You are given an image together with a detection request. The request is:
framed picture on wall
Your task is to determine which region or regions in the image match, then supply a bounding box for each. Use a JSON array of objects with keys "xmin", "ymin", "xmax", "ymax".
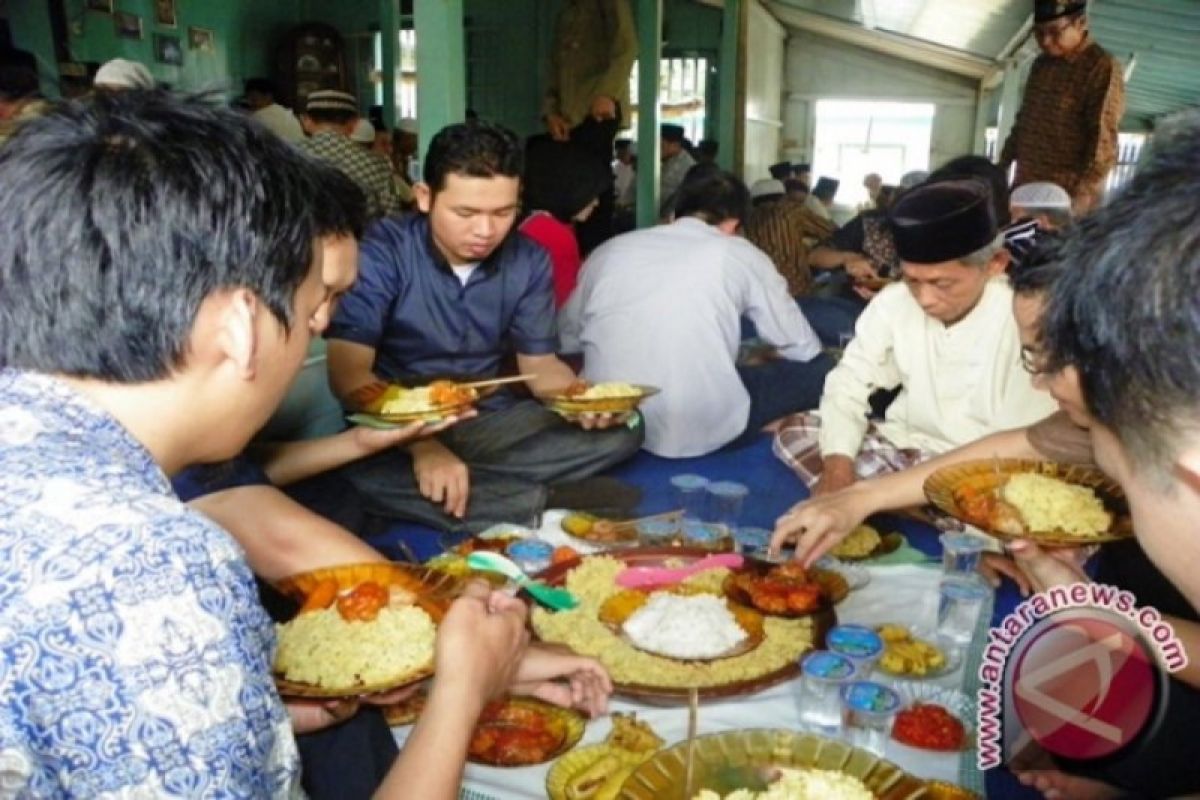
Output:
[
  {"xmin": 153, "ymin": 0, "xmax": 177, "ymax": 28},
  {"xmin": 154, "ymin": 34, "xmax": 183, "ymax": 66},
  {"xmin": 188, "ymin": 27, "xmax": 215, "ymax": 53},
  {"xmin": 85, "ymin": 0, "xmax": 114, "ymax": 12},
  {"xmin": 114, "ymin": 13, "xmax": 143, "ymax": 41}
]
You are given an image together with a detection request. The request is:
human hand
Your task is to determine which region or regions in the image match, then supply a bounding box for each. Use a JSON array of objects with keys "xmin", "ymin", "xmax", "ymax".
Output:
[
  {"xmin": 769, "ymin": 483, "xmax": 874, "ymax": 566},
  {"xmin": 412, "ymin": 439, "xmax": 470, "ymax": 518},
  {"xmin": 431, "ymin": 581, "xmax": 530, "ymax": 712},
  {"xmin": 811, "ymin": 455, "xmax": 857, "ymax": 497},
  {"xmin": 589, "ymin": 95, "xmax": 617, "ymax": 121},
  {"xmin": 350, "ymin": 409, "xmax": 477, "ymax": 455},
  {"xmin": 510, "ymin": 645, "xmax": 613, "ymax": 718},
  {"xmin": 546, "ymin": 113, "xmax": 572, "ymax": 142},
  {"xmin": 844, "ymin": 257, "xmax": 879, "ymax": 283},
  {"xmin": 567, "ymin": 411, "xmax": 634, "ymax": 431},
  {"xmin": 851, "ymin": 285, "xmax": 879, "ymax": 302},
  {"xmin": 1007, "ymin": 540, "xmax": 1091, "ymax": 594},
  {"xmin": 347, "ymin": 380, "xmax": 391, "ymax": 412},
  {"xmin": 286, "ymin": 697, "xmax": 360, "ymax": 735},
  {"xmin": 360, "ymin": 682, "xmax": 425, "ymax": 708},
  {"xmin": 979, "ymin": 552, "xmax": 1032, "ymax": 596}
]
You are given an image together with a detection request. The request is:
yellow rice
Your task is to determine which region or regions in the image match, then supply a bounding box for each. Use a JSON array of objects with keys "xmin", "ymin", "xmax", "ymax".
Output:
[{"xmin": 1002, "ymin": 473, "xmax": 1112, "ymax": 537}]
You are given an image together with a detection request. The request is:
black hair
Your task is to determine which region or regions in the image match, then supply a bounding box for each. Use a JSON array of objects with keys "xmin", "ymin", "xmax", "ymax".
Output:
[
  {"xmin": 0, "ymin": 89, "xmax": 327, "ymax": 383},
  {"xmin": 1042, "ymin": 110, "xmax": 1200, "ymax": 471},
  {"xmin": 523, "ymin": 137, "xmax": 610, "ymax": 223},
  {"xmin": 0, "ymin": 65, "xmax": 38, "ymax": 102},
  {"xmin": 928, "ymin": 155, "xmax": 1011, "ymax": 226},
  {"xmin": 243, "ymin": 77, "xmax": 278, "ymax": 98},
  {"xmin": 674, "ymin": 169, "xmax": 750, "ymax": 224},
  {"xmin": 784, "ymin": 178, "xmax": 808, "ymax": 194},
  {"xmin": 697, "ymin": 139, "xmax": 719, "ymax": 159},
  {"xmin": 614, "ymin": 138, "xmax": 632, "ymax": 154},
  {"xmin": 1008, "ymin": 232, "xmax": 1064, "ymax": 295},
  {"xmin": 313, "ymin": 166, "xmax": 369, "ymax": 240},
  {"xmin": 423, "ymin": 119, "xmax": 522, "ymax": 193},
  {"xmin": 305, "ymin": 107, "xmax": 357, "ymax": 126}
]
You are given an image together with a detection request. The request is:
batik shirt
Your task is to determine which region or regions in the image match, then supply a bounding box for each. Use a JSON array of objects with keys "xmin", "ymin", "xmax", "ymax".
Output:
[{"xmin": 0, "ymin": 370, "xmax": 301, "ymax": 798}]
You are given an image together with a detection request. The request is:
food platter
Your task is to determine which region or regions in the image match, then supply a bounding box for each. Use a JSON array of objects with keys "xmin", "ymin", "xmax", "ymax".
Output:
[
  {"xmin": 722, "ymin": 560, "xmax": 849, "ymax": 618},
  {"xmin": 616, "ymin": 729, "xmax": 930, "ymax": 800},
  {"xmin": 561, "ymin": 511, "xmax": 642, "ymax": 549},
  {"xmin": 875, "ymin": 624, "xmax": 958, "ymax": 680},
  {"xmin": 534, "ymin": 548, "xmax": 834, "ymax": 702},
  {"xmin": 352, "ymin": 381, "xmax": 480, "ymax": 425},
  {"xmin": 924, "ymin": 459, "xmax": 1134, "ymax": 545},
  {"xmin": 272, "ymin": 562, "xmax": 462, "ymax": 698},
  {"xmin": 546, "ymin": 713, "xmax": 664, "ymax": 800},
  {"xmin": 599, "ymin": 589, "xmax": 767, "ymax": 662},
  {"xmin": 832, "ymin": 525, "xmax": 907, "ymax": 561},
  {"xmin": 467, "ymin": 697, "xmax": 586, "ymax": 767},
  {"xmin": 890, "ymin": 682, "xmax": 975, "ymax": 753},
  {"xmin": 546, "ymin": 383, "xmax": 660, "ymax": 416}
]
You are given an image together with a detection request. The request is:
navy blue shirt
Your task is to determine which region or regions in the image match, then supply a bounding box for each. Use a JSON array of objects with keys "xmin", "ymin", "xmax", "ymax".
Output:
[{"xmin": 326, "ymin": 214, "xmax": 558, "ymax": 403}]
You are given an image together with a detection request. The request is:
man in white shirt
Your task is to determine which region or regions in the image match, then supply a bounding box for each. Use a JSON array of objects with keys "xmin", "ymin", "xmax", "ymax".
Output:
[
  {"xmin": 776, "ymin": 178, "xmax": 1058, "ymax": 494},
  {"xmin": 244, "ymin": 78, "xmax": 304, "ymax": 144},
  {"xmin": 560, "ymin": 170, "xmax": 831, "ymax": 458}
]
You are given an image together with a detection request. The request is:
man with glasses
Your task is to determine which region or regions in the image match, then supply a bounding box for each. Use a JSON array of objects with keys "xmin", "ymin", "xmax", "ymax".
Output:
[{"xmin": 999, "ymin": 0, "xmax": 1125, "ymax": 215}]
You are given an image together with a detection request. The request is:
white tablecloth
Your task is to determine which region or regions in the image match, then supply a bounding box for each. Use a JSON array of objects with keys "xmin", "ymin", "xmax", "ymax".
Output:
[{"xmin": 394, "ymin": 563, "xmax": 991, "ymax": 798}]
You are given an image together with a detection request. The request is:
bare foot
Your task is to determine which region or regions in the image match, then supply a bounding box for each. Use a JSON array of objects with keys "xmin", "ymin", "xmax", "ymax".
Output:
[{"xmin": 1013, "ymin": 769, "xmax": 1123, "ymax": 800}]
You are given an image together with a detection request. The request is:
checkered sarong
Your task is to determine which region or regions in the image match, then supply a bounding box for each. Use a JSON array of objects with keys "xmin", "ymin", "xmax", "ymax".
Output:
[{"xmin": 772, "ymin": 411, "xmax": 933, "ymax": 487}]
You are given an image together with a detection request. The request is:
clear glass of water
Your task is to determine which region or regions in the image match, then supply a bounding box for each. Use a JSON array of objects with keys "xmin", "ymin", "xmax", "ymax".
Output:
[
  {"xmin": 797, "ymin": 651, "xmax": 854, "ymax": 736},
  {"xmin": 841, "ymin": 681, "xmax": 901, "ymax": 756},
  {"xmin": 669, "ymin": 474, "xmax": 710, "ymax": 522},
  {"xmin": 937, "ymin": 575, "xmax": 990, "ymax": 649},
  {"xmin": 940, "ymin": 531, "xmax": 986, "ymax": 576},
  {"xmin": 706, "ymin": 481, "xmax": 749, "ymax": 531}
]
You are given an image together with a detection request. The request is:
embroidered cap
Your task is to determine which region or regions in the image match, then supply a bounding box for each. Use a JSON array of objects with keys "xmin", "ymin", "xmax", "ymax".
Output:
[
  {"xmin": 305, "ymin": 90, "xmax": 359, "ymax": 115},
  {"xmin": 750, "ymin": 178, "xmax": 786, "ymax": 200}
]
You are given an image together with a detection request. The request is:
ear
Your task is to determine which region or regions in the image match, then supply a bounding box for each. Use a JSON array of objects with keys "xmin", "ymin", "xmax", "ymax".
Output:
[
  {"xmin": 986, "ymin": 246, "xmax": 1012, "ymax": 277},
  {"xmin": 214, "ymin": 289, "xmax": 260, "ymax": 381},
  {"xmin": 340, "ymin": 117, "xmax": 360, "ymax": 137},
  {"xmin": 1176, "ymin": 446, "xmax": 1200, "ymax": 496},
  {"xmin": 414, "ymin": 182, "xmax": 433, "ymax": 214},
  {"xmin": 300, "ymin": 115, "xmax": 315, "ymax": 135}
]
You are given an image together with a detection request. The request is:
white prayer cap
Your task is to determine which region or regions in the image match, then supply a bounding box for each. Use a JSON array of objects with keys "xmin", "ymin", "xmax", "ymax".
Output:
[
  {"xmin": 94, "ymin": 59, "xmax": 155, "ymax": 90},
  {"xmin": 350, "ymin": 118, "xmax": 376, "ymax": 143},
  {"xmin": 750, "ymin": 178, "xmax": 786, "ymax": 200},
  {"xmin": 397, "ymin": 117, "xmax": 419, "ymax": 134},
  {"xmin": 1011, "ymin": 181, "xmax": 1072, "ymax": 209}
]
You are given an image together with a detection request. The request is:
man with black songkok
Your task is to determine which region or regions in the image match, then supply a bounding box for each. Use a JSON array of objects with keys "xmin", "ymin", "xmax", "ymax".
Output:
[
  {"xmin": 659, "ymin": 123, "xmax": 696, "ymax": 217},
  {"xmin": 774, "ymin": 179, "xmax": 1057, "ymax": 495},
  {"xmin": 999, "ymin": 0, "xmax": 1124, "ymax": 215}
]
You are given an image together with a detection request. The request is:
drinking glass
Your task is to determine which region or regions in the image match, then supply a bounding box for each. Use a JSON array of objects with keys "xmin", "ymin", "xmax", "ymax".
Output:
[
  {"xmin": 841, "ymin": 681, "xmax": 901, "ymax": 756},
  {"xmin": 797, "ymin": 651, "xmax": 854, "ymax": 736},
  {"xmin": 669, "ymin": 474, "xmax": 710, "ymax": 522},
  {"xmin": 706, "ymin": 481, "xmax": 749, "ymax": 530},
  {"xmin": 940, "ymin": 531, "xmax": 986, "ymax": 577},
  {"xmin": 733, "ymin": 526, "xmax": 772, "ymax": 557},
  {"xmin": 937, "ymin": 574, "xmax": 990, "ymax": 649}
]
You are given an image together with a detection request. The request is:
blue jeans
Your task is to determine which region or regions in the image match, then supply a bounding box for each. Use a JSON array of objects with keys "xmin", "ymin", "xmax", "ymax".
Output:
[
  {"xmin": 796, "ymin": 296, "xmax": 863, "ymax": 348},
  {"xmin": 725, "ymin": 353, "xmax": 833, "ymax": 449}
]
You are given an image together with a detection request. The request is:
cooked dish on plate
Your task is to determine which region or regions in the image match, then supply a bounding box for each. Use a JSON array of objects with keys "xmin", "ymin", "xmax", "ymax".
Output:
[
  {"xmin": 377, "ymin": 380, "xmax": 478, "ymax": 414},
  {"xmin": 468, "ymin": 697, "xmax": 585, "ymax": 767},
  {"xmin": 876, "ymin": 624, "xmax": 948, "ymax": 678},
  {"xmin": 892, "ymin": 702, "xmax": 967, "ymax": 752},
  {"xmin": 600, "ymin": 589, "xmax": 764, "ymax": 661},
  {"xmin": 723, "ymin": 561, "xmax": 847, "ymax": 617},
  {"xmin": 545, "ymin": 713, "xmax": 662, "ymax": 800},
  {"xmin": 693, "ymin": 767, "xmax": 873, "ymax": 800},
  {"xmin": 547, "ymin": 382, "xmax": 660, "ymax": 416},
  {"xmin": 562, "ymin": 512, "xmax": 640, "ymax": 545}
]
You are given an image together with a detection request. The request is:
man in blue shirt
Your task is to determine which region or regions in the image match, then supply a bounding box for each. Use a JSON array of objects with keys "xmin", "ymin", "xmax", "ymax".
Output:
[{"xmin": 327, "ymin": 120, "xmax": 643, "ymax": 531}]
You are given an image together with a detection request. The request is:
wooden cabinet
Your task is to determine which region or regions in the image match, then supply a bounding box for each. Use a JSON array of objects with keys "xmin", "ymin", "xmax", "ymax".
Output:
[{"xmin": 277, "ymin": 22, "xmax": 348, "ymax": 113}]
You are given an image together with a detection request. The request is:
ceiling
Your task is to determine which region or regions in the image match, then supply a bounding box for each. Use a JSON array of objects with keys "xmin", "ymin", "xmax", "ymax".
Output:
[{"xmin": 762, "ymin": 0, "xmax": 1200, "ymax": 127}]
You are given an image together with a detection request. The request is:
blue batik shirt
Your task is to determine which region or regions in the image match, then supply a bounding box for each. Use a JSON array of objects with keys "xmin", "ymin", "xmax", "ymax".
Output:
[{"xmin": 0, "ymin": 370, "xmax": 301, "ymax": 798}]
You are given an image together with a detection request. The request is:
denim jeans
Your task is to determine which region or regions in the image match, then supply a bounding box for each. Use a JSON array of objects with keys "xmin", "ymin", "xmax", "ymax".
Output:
[
  {"xmin": 796, "ymin": 295, "xmax": 864, "ymax": 348},
  {"xmin": 340, "ymin": 400, "xmax": 644, "ymax": 532},
  {"xmin": 725, "ymin": 353, "xmax": 834, "ymax": 448}
]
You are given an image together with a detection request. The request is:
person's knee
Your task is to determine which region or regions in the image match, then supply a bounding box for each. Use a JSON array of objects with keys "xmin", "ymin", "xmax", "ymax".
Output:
[{"xmin": 598, "ymin": 417, "xmax": 645, "ymax": 461}]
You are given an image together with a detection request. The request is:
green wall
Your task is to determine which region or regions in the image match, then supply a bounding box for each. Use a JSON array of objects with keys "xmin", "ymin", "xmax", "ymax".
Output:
[{"xmin": 6, "ymin": 0, "xmax": 58, "ymax": 96}]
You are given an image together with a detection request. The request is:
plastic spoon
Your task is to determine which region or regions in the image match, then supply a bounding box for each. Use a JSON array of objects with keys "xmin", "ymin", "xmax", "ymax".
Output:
[
  {"xmin": 616, "ymin": 553, "xmax": 745, "ymax": 590},
  {"xmin": 465, "ymin": 551, "xmax": 580, "ymax": 611}
]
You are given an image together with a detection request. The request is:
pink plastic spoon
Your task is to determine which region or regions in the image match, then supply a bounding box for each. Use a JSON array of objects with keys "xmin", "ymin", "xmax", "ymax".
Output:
[{"xmin": 616, "ymin": 553, "xmax": 745, "ymax": 590}]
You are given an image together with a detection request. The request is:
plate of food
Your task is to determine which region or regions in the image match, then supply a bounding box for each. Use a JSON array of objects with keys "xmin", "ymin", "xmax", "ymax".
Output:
[
  {"xmin": 723, "ymin": 561, "xmax": 849, "ymax": 618},
  {"xmin": 924, "ymin": 459, "xmax": 1133, "ymax": 545},
  {"xmin": 272, "ymin": 563, "xmax": 462, "ymax": 698},
  {"xmin": 598, "ymin": 587, "xmax": 766, "ymax": 662},
  {"xmin": 352, "ymin": 380, "xmax": 480, "ymax": 425},
  {"xmin": 875, "ymin": 624, "xmax": 958, "ymax": 680},
  {"xmin": 617, "ymin": 729, "xmax": 928, "ymax": 800},
  {"xmin": 829, "ymin": 524, "xmax": 906, "ymax": 561},
  {"xmin": 546, "ymin": 713, "xmax": 663, "ymax": 800},
  {"xmin": 545, "ymin": 382, "xmax": 660, "ymax": 417},
  {"xmin": 467, "ymin": 697, "xmax": 585, "ymax": 767},
  {"xmin": 532, "ymin": 549, "xmax": 833, "ymax": 701},
  {"xmin": 890, "ymin": 682, "xmax": 974, "ymax": 753},
  {"xmin": 561, "ymin": 511, "xmax": 642, "ymax": 549}
]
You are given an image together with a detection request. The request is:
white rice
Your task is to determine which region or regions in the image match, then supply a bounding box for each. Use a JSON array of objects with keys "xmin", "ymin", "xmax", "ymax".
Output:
[
  {"xmin": 579, "ymin": 382, "xmax": 639, "ymax": 399},
  {"xmin": 380, "ymin": 387, "xmax": 436, "ymax": 414},
  {"xmin": 622, "ymin": 593, "xmax": 747, "ymax": 660},
  {"xmin": 695, "ymin": 767, "xmax": 873, "ymax": 800}
]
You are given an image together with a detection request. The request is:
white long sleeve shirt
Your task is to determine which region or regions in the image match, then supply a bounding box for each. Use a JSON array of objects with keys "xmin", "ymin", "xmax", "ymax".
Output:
[
  {"xmin": 818, "ymin": 278, "xmax": 1058, "ymax": 458},
  {"xmin": 560, "ymin": 217, "xmax": 822, "ymax": 457}
]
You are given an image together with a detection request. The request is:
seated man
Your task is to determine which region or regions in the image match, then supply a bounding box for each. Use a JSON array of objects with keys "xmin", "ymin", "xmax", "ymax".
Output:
[
  {"xmin": 1005, "ymin": 181, "xmax": 1073, "ymax": 269},
  {"xmin": 0, "ymin": 90, "xmax": 536, "ymax": 797},
  {"xmin": 560, "ymin": 170, "xmax": 832, "ymax": 458},
  {"xmin": 326, "ymin": 120, "xmax": 643, "ymax": 532},
  {"xmin": 776, "ymin": 178, "xmax": 1057, "ymax": 496}
]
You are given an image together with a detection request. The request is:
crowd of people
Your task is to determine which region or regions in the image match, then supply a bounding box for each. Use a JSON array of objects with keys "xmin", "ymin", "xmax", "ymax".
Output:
[{"xmin": 2, "ymin": 0, "xmax": 1195, "ymax": 797}]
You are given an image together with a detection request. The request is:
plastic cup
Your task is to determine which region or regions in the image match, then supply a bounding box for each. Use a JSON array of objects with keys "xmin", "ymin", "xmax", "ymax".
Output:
[
  {"xmin": 937, "ymin": 575, "xmax": 990, "ymax": 649},
  {"xmin": 797, "ymin": 651, "xmax": 855, "ymax": 735},
  {"xmin": 670, "ymin": 474, "xmax": 710, "ymax": 522},
  {"xmin": 940, "ymin": 531, "xmax": 986, "ymax": 576},
  {"xmin": 505, "ymin": 539, "xmax": 554, "ymax": 575},
  {"xmin": 733, "ymin": 526, "xmax": 772, "ymax": 556},
  {"xmin": 841, "ymin": 680, "xmax": 901, "ymax": 756},
  {"xmin": 826, "ymin": 624, "xmax": 884, "ymax": 678},
  {"xmin": 706, "ymin": 481, "xmax": 749, "ymax": 529},
  {"xmin": 637, "ymin": 518, "xmax": 681, "ymax": 546},
  {"xmin": 681, "ymin": 520, "xmax": 725, "ymax": 549}
]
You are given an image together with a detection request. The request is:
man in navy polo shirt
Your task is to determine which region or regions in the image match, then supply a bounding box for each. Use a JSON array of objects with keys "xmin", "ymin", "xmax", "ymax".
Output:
[{"xmin": 326, "ymin": 120, "xmax": 643, "ymax": 531}]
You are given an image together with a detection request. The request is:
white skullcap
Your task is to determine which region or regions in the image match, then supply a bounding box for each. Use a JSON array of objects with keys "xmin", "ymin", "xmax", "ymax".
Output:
[
  {"xmin": 750, "ymin": 178, "xmax": 786, "ymax": 199},
  {"xmin": 350, "ymin": 118, "xmax": 376, "ymax": 143},
  {"xmin": 1012, "ymin": 181, "xmax": 1072, "ymax": 209},
  {"xmin": 899, "ymin": 170, "xmax": 929, "ymax": 190},
  {"xmin": 94, "ymin": 59, "xmax": 155, "ymax": 90},
  {"xmin": 396, "ymin": 117, "xmax": 419, "ymax": 134}
]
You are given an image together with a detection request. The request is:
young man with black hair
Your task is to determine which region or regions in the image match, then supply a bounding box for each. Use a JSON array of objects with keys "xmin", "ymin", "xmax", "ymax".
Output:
[
  {"xmin": 0, "ymin": 89, "xmax": 569, "ymax": 799},
  {"xmin": 244, "ymin": 76, "xmax": 304, "ymax": 143},
  {"xmin": 301, "ymin": 89, "xmax": 400, "ymax": 219},
  {"xmin": 326, "ymin": 119, "xmax": 643, "ymax": 531},
  {"xmin": 560, "ymin": 170, "xmax": 831, "ymax": 457},
  {"xmin": 659, "ymin": 122, "xmax": 696, "ymax": 216}
]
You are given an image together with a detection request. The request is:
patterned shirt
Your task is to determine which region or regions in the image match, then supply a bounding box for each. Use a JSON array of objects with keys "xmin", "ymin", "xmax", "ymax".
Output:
[
  {"xmin": 301, "ymin": 130, "xmax": 401, "ymax": 220},
  {"xmin": 743, "ymin": 198, "xmax": 837, "ymax": 295},
  {"xmin": 999, "ymin": 38, "xmax": 1125, "ymax": 199},
  {"xmin": 0, "ymin": 370, "xmax": 301, "ymax": 798}
]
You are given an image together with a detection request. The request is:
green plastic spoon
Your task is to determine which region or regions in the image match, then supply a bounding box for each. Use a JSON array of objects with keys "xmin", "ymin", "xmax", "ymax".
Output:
[{"xmin": 465, "ymin": 551, "xmax": 580, "ymax": 611}]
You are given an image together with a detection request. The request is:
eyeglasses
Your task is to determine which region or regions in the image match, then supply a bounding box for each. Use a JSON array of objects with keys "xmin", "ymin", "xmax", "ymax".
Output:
[{"xmin": 1020, "ymin": 344, "xmax": 1048, "ymax": 376}]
